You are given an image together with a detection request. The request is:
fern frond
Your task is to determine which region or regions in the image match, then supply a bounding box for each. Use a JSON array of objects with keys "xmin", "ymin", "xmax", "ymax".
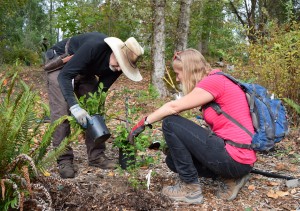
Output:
[
  {"xmin": 32, "ymin": 115, "xmax": 70, "ymax": 164},
  {"xmin": 31, "ymin": 183, "xmax": 52, "ymax": 208},
  {"xmin": 4, "ymin": 73, "xmax": 16, "ymax": 103},
  {"xmin": 38, "ymin": 127, "xmax": 82, "ymax": 170},
  {"xmin": 1, "ymin": 179, "xmax": 21, "ymax": 209},
  {"xmin": 5, "ymin": 154, "xmax": 37, "ymax": 176},
  {"xmin": 0, "ymin": 87, "xmax": 25, "ymax": 157},
  {"xmin": 6, "ymin": 88, "xmax": 37, "ymax": 158},
  {"xmin": 283, "ymin": 98, "xmax": 300, "ymax": 114},
  {"xmin": 21, "ymin": 166, "xmax": 32, "ymax": 195}
]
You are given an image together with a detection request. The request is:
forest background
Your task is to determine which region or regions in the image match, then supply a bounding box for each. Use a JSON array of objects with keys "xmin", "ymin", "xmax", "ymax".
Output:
[{"xmin": 1, "ymin": 0, "xmax": 300, "ymax": 125}]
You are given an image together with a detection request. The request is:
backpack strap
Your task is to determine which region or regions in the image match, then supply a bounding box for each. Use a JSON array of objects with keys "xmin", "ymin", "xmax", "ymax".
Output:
[
  {"xmin": 225, "ymin": 140, "xmax": 252, "ymax": 150},
  {"xmin": 203, "ymin": 102, "xmax": 253, "ymax": 149}
]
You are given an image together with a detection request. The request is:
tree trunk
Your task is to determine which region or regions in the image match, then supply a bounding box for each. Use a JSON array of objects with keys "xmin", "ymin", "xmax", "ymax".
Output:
[
  {"xmin": 175, "ymin": 0, "xmax": 193, "ymax": 52},
  {"xmin": 152, "ymin": 0, "xmax": 168, "ymax": 97},
  {"xmin": 50, "ymin": 0, "xmax": 53, "ymax": 45}
]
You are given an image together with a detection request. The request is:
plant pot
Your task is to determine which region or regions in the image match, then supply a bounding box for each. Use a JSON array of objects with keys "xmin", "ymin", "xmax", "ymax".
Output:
[
  {"xmin": 86, "ymin": 114, "xmax": 111, "ymax": 144},
  {"xmin": 148, "ymin": 141, "xmax": 161, "ymax": 150},
  {"xmin": 119, "ymin": 148, "xmax": 136, "ymax": 170}
]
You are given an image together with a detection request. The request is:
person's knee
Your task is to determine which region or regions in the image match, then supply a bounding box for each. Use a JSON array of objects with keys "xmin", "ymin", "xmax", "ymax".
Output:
[{"xmin": 162, "ymin": 115, "xmax": 180, "ymax": 130}]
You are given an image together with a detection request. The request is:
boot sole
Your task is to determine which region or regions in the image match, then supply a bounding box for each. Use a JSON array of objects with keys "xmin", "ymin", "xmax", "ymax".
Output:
[
  {"xmin": 227, "ymin": 174, "xmax": 250, "ymax": 201},
  {"xmin": 169, "ymin": 191, "xmax": 204, "ymax": 204},
  {"xmin": 88, "ymin": 163, "xmax": 116, "ymax": 169}
]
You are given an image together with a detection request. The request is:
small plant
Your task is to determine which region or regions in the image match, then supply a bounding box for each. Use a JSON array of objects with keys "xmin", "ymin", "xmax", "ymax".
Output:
[
  {"xmin": 113, "ymin": 122, "xmax": 152, "ymax": 170},
  {"xmin": 112, "ymin": 98, "xmax": 160, "ymax": 189},
  {"xmin": 138, "ymin": 83, "xmax": 160, "ymax": 101},
  {"xmin": 78, "ymin": 82, "xmax": 107, "ymax": 116}
]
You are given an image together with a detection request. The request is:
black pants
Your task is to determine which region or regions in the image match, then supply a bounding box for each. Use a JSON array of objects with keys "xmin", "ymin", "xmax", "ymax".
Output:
[
  {"xmin": 47, "ymin": 70, "xmax": 105, "ymax": 163},
  {"xmin": 163, "ymin": 115, "xmax": 252, "ymax": 183}
]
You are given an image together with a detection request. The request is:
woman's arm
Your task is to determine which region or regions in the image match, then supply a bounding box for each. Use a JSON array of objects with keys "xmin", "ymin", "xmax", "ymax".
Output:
[{"xmin": 146, "ymin": 87, "xmax": 214, "ymax": 124}]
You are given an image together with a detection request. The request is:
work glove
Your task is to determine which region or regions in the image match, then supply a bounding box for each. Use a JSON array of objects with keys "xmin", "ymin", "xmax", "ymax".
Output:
[
  {"xmin": 69, "ymin": 104, "xmax": 92, "ymax": 128},
  {"xmin": 128, "ymin": 117, "xmax": 152, "ymax": 144}
]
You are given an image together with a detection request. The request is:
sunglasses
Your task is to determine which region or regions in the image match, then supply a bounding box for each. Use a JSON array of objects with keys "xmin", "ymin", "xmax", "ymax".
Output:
[{"xmin": 172, "ymin": 51, "xmax": 182, "ymax": 61}]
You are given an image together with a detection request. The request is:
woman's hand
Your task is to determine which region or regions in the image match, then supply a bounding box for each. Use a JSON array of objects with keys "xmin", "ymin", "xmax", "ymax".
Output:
[{"xmin": 128, "ymin": 117, "xmax": 152, "ymax": 144}]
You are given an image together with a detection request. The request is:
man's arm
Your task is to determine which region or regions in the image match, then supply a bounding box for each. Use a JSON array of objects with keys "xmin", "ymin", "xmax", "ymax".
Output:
[{"xmin": 57, "ymin": 42, "xmax": 102, "ymax": 107}]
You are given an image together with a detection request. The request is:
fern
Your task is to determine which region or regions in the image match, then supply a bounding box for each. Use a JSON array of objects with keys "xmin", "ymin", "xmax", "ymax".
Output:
[
  {"xmin": 0, "ymin": 71, "xmax": 82, "ymax": 210},
  {"xmin": 38, "ymin": 126, "xmax": 82, "ymax": 170},
  {"xmin": 32, "ymin": 115, "xmax": 83, "ymax": 168},
  {"xmin": 0, "ymin": 76, "xmax": 40, "ymax": 170},
  {"xmin": 283, "ymin": 98, "xmax": 300, "ymax": 114}
]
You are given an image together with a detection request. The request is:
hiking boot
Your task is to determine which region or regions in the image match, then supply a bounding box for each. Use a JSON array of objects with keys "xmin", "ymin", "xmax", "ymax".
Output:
[
  {"xmin": 58, "ymin": 160, "xmax": 75, "ymax": 179},
  {"xmin": 89, "ymin": 153, "xmax": 116, "ymax": 169},
  {"xmin": 217, "ymin": 174, "xmax": 250, "ymax": 201},
  {"xmin": 162, "ymin": 180, "xmax": 203, "ymax": 204}
]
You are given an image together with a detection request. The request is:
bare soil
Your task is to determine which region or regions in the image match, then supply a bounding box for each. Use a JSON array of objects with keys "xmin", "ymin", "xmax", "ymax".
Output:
[{"xmin": 21, "ymin": 67, "xmax": 300, "ymax": 211}]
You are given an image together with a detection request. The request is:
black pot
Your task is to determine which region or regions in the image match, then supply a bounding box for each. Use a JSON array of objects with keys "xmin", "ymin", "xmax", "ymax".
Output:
[
  {"xmin": 86, "ymin": 114, "xmax": 111, "ymax": 144},
  {"xmin": 119, "ymin": 148, "xmax": 136, "ymax": 170}
]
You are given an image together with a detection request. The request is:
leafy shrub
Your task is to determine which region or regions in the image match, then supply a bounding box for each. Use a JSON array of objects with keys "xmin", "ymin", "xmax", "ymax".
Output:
[
  {"xmin": 229, "ymin": 21, "xmax": 300, "ymax": 125},
  {"xmin": 78, "ymin": 82, "xmax": 107, "ymax": 116},
  {"xmin": 2, "ymin": 45, "xmax": 40, "ymax": 66},
  {"xmin": 112, "ymin": 98, "xmax": 159, "ymax": 189}
]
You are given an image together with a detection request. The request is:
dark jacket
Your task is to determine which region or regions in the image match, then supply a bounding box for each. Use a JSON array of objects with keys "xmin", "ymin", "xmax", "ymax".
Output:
[{"xmin": 52, "ymin": 32, "xmax": 121, "ymax": 107}]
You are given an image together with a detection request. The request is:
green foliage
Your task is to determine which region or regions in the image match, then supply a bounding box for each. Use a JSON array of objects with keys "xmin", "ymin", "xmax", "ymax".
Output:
[
  {"xmin": 137, "ymin": 83, "xmax": 160, "ymax": 101},
  {"xmin": 283, "ymin": 98, "xmax": 300, "ymax": 114},
  {"xmin": 112, "ymin": 101, "xmax": 159, "ymax": 189},
  {"xmin": 0, "ymin": 0, "xmax": 49, "ymax": 66},
  {"xmin": 2, "ymin": 45, "xmax": 40, "ymax": 65},
  {"xmin": 0, "ymin": 73, "xmax": 39, "ymax": 172},
  {"xmin": 78, "ymin": 82, "xmax": 107, "ymax": 116},
  {"xmin": 189, "ymin": 0, "xmax": 238, "ymax": 58},
  {"xmin": 0, "ymin": 71, "xmax": 81, "ymax": 210},
  {"xmin": 229, "ymin": 21, "xmax": 300, "ymax": 125}
]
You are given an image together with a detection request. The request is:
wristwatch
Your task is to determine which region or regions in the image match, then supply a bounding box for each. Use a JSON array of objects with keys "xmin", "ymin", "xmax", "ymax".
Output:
[{"xmin": 144, "ymin": 117, "xmax": 152, "ymax": 128}]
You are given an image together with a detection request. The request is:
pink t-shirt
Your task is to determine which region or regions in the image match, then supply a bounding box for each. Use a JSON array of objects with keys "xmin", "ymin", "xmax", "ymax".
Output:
[{"xmin": 197, "ymin": 69, "xmax": 256, "ymax": 165}]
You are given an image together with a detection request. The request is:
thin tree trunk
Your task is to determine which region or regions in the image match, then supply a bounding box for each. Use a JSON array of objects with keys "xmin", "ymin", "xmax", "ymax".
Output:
[
  {"xmin": 49, "ymin": 0, "xmax": 53, "ymax": 45},
  {"xmin": 152, "ymin": 0, "xmax": 168, "ymax": 97},
  {"xmin": 175, "ymin": 0, "xmax": 193, "ymax": 52}
]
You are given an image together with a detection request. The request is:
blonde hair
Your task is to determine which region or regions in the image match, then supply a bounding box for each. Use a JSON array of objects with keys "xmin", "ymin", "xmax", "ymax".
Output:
[{"xmin": 172, "ymin": 48, "xmax": 212, "ymax": 94}]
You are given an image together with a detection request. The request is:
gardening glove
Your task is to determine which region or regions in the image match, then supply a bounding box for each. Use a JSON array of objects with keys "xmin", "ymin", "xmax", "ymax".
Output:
[
  {"xmin": 128, "ymin": 117, "xmax": 152, "ymax": 144},
  {"xmin": 69, "ymin": 104, "xmax": 92, "ymax": 128}
]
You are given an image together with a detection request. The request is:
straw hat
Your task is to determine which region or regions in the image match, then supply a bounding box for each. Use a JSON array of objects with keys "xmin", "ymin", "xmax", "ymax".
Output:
[{"xmin": 104, "ymin": 37, "xmax": 144, "ymax": 81}]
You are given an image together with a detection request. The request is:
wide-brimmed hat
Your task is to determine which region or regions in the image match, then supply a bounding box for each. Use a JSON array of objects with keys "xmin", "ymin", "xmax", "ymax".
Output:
[{"xmin": 104, "ymin": 37, "xmax": 144, "ymax": 81}]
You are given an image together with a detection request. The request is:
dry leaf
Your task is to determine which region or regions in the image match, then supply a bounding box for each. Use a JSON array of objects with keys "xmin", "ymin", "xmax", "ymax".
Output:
[
  {"xmin": 267, "ymin": 189, "xmax": 289, "ymax": 199},
  {"xmin": 248, "ymin": 185, "xmax": 255, "ymax": 190},
  {"xmin": 276, "ymin": 191, "xmax": 289, "ymax": 197},
  {"xmin": 267, "ymin": 181, "xmax": 280, "ymax": 186},
  {"xmin": 108, "ymin": 171, "xmax": 114, "ymax": 177},
  {"xmin": 288, "ymin": 165, "xmax": 298, "ymax": 172},
  {"xmin": 267, "ymin": 190, "xmax": 278, "ymax": 199},
  {"xmin": 43, "ymin": 171, "xmax": 51, "ymax": 177},
  {"xmin": 275, "ymin": 163, "xmax": 286, "ymax": 171},
  {"xmin": 3, "ymin": 79, "xmax": 7, "ymax": 86},
  {"xmin": 291, "ymin": 189, "xmax": 297, "ymax": 194}
]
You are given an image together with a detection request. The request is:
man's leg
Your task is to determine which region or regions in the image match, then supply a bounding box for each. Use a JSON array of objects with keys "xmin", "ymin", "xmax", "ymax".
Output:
[
  {"xmin": 74, "ymin": 75, "xmax": 115, "ymax": 169},
  {"xmin": 47, "ymin": 70, "xmax": 75, "ymax": 178}
]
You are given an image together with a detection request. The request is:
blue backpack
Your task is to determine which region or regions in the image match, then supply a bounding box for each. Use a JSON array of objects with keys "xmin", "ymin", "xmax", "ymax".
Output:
[{"xmin": 204, "ymin": 72, "xmax": 289, "ymax": 151}]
